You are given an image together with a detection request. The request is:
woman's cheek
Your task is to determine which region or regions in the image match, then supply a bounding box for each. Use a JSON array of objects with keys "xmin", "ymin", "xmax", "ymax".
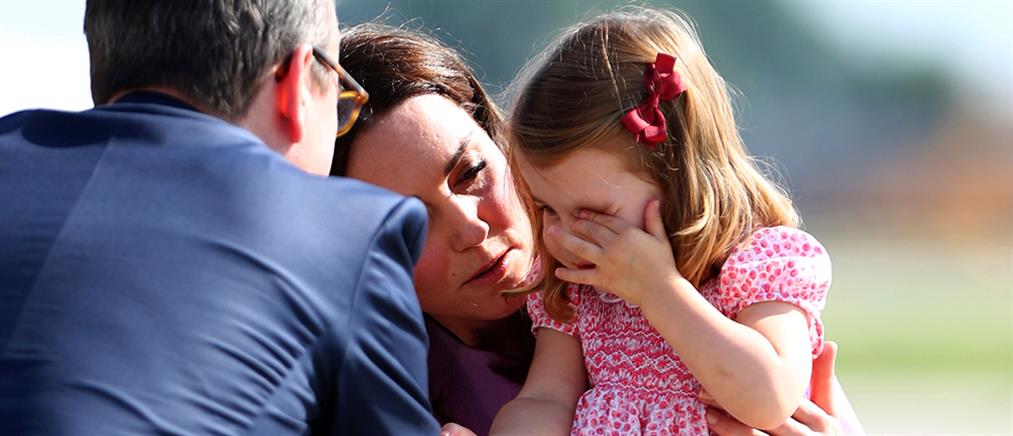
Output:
[
  {"xmin": 411, "ymin": 244, "xmax": 452, "ymax": 312},
  {"xmin": 499, "ymin": 178, "xmax": 534, "ymax": 246}
]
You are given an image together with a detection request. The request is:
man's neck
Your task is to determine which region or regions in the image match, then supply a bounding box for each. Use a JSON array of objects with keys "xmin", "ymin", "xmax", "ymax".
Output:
[{"xmin": 106, "ymin": 87, "xmax": 215, "ymax": 116}]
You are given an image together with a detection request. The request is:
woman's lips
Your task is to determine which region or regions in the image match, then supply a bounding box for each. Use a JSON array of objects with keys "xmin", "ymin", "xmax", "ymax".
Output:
[{"xmin": 465, "ymin": 249, "xmax": 512, "ymax": 287}]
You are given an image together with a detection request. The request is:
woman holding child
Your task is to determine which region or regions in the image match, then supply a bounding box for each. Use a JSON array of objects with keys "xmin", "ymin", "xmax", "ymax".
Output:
[{"xmin": 332, "ymin": 8, "xmax": 860, "ymax": 435}]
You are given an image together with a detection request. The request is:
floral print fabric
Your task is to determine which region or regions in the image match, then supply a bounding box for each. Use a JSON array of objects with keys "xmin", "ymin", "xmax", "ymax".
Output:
[{"xmin": 527, "ymin": 226, "xmax": 831, "ymax": 435}]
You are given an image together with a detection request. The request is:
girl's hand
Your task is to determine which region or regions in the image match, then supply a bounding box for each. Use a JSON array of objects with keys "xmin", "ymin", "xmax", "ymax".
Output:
[{"xmin": 550, "ymin": 200, "xmax": 686, "ymax": 306}]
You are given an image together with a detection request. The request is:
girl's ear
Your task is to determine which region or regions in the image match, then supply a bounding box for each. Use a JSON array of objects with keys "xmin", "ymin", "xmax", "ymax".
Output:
[{"xmin": 273, "ymin": 44, "xmax": 315, "ymax": 144}]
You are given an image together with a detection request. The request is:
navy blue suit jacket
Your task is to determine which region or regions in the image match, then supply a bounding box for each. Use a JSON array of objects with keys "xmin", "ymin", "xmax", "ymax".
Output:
[{"xmin": 0, "ymin": 93, "xmax": 440, "ymax": 435}]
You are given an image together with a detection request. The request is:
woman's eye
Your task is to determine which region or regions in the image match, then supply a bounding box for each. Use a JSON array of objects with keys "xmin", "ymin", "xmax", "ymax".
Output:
[
  {"xmin": 539, "ymin": 205, "xmax": 557, "ymax": 217},
  {"xmin": 454, "ymin": 160, "xmax": 487, "ymax": 189}
]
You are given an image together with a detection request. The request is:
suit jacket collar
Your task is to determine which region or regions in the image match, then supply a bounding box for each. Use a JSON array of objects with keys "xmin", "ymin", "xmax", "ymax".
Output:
[{"xmin": 115, "ymin": 91, "xmax": 199, "ymax": 112}]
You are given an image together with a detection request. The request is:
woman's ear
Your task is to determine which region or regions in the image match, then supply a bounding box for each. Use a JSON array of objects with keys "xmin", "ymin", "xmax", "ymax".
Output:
[{"xmin": 274, "ymin": 44, "xmax": 315, "ymax": 143}]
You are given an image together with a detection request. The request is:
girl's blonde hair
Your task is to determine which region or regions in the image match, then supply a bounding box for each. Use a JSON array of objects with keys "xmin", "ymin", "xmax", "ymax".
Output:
[{"xmin": 509, "ymin": 7, "xmax": 799, "ymax": 321}]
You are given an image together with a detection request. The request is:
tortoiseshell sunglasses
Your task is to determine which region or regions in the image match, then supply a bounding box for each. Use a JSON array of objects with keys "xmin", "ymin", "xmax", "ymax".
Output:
[{"xmin": 312, "ymin": 47, "xmax": 369, "ymax": 137}]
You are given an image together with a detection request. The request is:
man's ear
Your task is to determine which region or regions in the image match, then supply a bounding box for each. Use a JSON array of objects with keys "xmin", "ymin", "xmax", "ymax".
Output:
[{"xmin": 274, "ymin": 44, "xmax": 315, "ymax": 143}]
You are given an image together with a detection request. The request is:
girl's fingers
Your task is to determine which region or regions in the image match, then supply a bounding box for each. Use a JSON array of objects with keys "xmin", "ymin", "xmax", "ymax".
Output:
[
  {"xmin": 570, "ymin": 218, "xmax": 618, "ymax": 246},
  {"xmin": 548, "ymin": 225, "xmax": 603, "ymax": 263},
  {"xmin": 555, "ymin": 266, "xmax": 596, "ymax": 285},
  {"xmin": 644, "ymin": 199, "xmax": 668, "ymax": 241},
  {"xmin": 578, "ymin": 209, "xmax": 629, "ymax": 233}
]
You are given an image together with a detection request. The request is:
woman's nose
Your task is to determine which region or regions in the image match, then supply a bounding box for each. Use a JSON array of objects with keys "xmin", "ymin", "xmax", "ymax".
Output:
[{"xmin": 449, "ymin": 199, "xmax": 490, "ymax": 251}]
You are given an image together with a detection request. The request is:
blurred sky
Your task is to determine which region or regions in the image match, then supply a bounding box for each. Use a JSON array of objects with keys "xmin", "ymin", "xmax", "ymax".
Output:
[{"xmin": 0, "ymin": 0, "xmax": 1010, "ymax": 119}]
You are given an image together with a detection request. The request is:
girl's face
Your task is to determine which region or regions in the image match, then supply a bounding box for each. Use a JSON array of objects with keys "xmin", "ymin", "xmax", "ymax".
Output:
[
  {"xmin": 516, "ymin": 137, "xmax": 663, "ymax": 269},
  {"xmin": 346, "ymin": 95, "xmax": 533, "ymax": 326}
]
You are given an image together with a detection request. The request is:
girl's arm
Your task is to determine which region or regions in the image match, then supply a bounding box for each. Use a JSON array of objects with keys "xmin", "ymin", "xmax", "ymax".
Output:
[
  {"xmin": 490, "ymin": 328, "xmax": 586, "ymax": 435},
  {"xmin": 552, "ymin": 202, "xmax": 814, "ymax": 429},
  {"xmin": 703, "ymin": 341, "xmax": 865, "ymax": 435},
  {"xmin": 640, "ymin": 284, "xmax": 813, "ymax": 430}
]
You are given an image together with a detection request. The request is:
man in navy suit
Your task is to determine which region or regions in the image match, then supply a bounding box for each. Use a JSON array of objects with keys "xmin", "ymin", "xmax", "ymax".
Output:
[{"xmin": 0, "ymin": 1, "xmax": 440, "ymax": 434}]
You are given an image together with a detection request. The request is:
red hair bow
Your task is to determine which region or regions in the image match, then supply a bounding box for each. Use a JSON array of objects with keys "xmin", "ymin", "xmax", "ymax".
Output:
[{"xmin": 620, "ymin": 53, "xmax": 686, "ymax": 150}]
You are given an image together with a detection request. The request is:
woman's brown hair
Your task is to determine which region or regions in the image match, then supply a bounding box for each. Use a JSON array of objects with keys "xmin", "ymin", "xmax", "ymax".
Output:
[
  {"xmin": 331, "ymin": 23, "xmax": 508, "ymax": 175},
  {"xmin": 508, "ymin": 7, "xmax": 799, "ymax": 321},
  {"xmin": 327, "ymin": 22, "xmax": 535, "ymax": 421}
]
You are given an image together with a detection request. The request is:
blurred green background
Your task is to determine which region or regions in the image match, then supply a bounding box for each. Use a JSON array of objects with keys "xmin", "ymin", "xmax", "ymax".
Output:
[
  {"xmin": 335, "ymin": 1, "xmax": 1012, "ymax": 433},
  {"xmin": 1, "ymin": 0, "xmax": 1009, "ymax": 433}
]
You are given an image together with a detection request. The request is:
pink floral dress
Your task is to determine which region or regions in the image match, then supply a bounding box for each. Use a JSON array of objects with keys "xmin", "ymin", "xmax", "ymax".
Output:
[{"xmin": 527, "ymin": 226, "xmax": 831, "ymax": 435}]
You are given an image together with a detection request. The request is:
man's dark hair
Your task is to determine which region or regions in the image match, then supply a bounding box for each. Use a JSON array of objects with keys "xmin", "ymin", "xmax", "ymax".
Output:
[{"xmin": 84, "ymin": 0, "xmax": 336, "ymax": 120}]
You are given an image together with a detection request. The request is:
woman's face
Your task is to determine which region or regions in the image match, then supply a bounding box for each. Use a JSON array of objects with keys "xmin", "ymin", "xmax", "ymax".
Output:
[{"xmin": 345, "ymin": 94, "xmax": 533, "ymax": 325}]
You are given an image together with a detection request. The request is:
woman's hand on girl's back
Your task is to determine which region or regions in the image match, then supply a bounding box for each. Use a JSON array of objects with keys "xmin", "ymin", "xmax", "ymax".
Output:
[
  {"xmin": 700, "ymin": 341, "xmax": 851, "ymax": 435},
  {"xmin": 550, "ymin": 200, "xmax": 685, "ymax": 306},
  {"xmin": 703, "ymin": 397, "xmax": 842, "ymax": 435}
]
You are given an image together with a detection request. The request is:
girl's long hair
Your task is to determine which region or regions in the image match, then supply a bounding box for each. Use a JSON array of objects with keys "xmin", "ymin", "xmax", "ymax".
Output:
[{"xmin": 508, "ymin": 7, "xmax": 799, "ymax": 321}]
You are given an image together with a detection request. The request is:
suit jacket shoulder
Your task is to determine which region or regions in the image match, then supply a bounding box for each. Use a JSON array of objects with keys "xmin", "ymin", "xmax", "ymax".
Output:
[{"xmin": 0, "ymin": 100, "xmax": 438, "ymax": 435}]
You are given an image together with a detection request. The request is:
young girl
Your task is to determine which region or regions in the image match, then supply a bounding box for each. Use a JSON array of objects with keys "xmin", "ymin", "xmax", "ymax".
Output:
[{"xmin": 492, "ymin": 7, "xmax": 832, "ymax": 435}]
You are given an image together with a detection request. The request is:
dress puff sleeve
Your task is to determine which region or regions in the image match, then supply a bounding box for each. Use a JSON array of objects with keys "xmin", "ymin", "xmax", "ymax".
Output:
[
  {"xmin": 526, "ymin": 283, "xmax": 582, "ymax": 338},
  {"xmin": 712, "ymin": 226, "xmax": 831, "ymax": 357}
]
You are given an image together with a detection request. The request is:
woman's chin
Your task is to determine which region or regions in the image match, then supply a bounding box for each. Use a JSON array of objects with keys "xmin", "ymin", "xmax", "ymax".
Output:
[
  {"xmin": 476, "ymin": 294, "xmax": 526, "ymax": 320},
  {"xmin": 501, "ymin": 292, "xmax": 528, "ymax": 311}
]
